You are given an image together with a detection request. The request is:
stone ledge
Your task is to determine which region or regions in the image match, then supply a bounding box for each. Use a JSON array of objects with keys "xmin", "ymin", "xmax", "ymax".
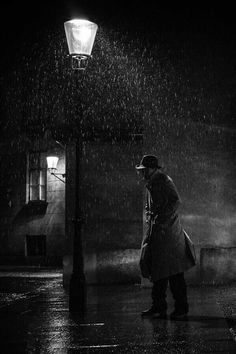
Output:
[{"xmin": 200, "ymin": 247, "xmax": 236, "ymax": 284}]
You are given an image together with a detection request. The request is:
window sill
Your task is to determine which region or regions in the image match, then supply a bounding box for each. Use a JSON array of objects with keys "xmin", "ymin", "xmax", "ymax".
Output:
[
  {"xmin": 27, "ymin": 200, "xmax": 47, "ymax": 206},
  {"xmin": 25, "ymin": 200, "xmax": 48, "ymax": 215}
]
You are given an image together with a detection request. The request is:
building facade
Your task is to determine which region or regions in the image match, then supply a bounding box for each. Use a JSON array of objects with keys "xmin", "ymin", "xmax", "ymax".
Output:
[
  {"xmin": 1, "ymin": 126, "xmax": 236, "ymax": 286},
  {"xmin": 0, "ymin": 140, "xmax": 65, "ymax": 267}
]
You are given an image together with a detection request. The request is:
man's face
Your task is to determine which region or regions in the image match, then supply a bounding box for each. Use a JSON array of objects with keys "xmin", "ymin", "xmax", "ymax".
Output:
[{"xmin": 138, "ymin": 168, "xmax": 151, "ymax": 181}]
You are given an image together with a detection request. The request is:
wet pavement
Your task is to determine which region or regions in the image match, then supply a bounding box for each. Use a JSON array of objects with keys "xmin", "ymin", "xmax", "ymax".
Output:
[{"xmin": 0, "ymin": 270, "xmax": 236, "ymax": 353}]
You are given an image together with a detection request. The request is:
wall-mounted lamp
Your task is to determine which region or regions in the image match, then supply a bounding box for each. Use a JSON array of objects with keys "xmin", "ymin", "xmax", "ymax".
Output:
[
  {"xmin": 64, "ymin": 19, "xmax": 98, "ymax": 70},
  {"xmin": 46, "ymin": 156, "xmax": 66, "ymax": 183}
]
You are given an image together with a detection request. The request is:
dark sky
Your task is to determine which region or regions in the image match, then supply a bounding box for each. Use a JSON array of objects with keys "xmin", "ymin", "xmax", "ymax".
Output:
[
  {"xmin": 1, "ymin": 1, "xmax": 236, "ymax": 133},
  {"xmin": 2, "ymin": 1, "xmax": 236, "ymax": 38},
  {"xmin": 1, "ymin": 1, "xmax": 235, "ymax": 74}
]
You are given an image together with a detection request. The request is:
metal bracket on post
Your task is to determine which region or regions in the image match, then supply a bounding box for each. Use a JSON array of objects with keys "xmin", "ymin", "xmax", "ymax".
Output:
[
  {"xmin": 50, "ymin": 172, "xmax": 66, "ymax": 183},
  {"xmin": 70, "ymin": 54, "xmax": 91, "ymax": 71}
]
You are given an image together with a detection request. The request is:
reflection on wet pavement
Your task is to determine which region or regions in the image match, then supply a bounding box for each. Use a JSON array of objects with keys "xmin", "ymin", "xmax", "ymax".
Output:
[{"xmin": 0, "ymin": 274, "xmax": 236, "ymax": 353}]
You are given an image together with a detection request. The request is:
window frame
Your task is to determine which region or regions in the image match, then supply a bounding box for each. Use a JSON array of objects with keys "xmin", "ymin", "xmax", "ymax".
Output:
[{"xmin": 27, "ymin": 152, "xmax": 47, "ymax": 203}]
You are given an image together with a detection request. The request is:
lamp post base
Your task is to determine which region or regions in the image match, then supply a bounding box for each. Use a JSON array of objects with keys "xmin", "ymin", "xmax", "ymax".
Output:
[{"xmin": 69, "ymin": 273, "xmax": 86, "ymax": 314}]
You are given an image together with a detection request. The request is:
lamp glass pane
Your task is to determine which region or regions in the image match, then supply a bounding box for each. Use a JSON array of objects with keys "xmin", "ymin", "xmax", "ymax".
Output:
[
  {"xmin": 47, "ymin": 156, "xmax": 59, "ymax": 169},
  {"xmin": 64, "ymin": 19, "xmax": 98, "ymax": 56}
]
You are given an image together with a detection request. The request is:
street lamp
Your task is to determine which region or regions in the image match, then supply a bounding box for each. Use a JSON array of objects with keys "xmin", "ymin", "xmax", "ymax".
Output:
[
  {"xmin": 64, "ymin": 19, "xmax": 98, "ymax": 70},
  {"xmin": 64, "ymin": 18, "xmax": 98, "ymax": 314}
]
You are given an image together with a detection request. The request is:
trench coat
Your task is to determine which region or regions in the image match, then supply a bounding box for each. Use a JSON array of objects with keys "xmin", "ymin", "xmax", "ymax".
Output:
[{"xmin": 142, "ymin": 170, "xmax": 195, "ymax": 281}]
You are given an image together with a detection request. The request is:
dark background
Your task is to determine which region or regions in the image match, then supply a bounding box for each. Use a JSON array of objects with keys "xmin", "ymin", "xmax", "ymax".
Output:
[
  {"xmin": 1, "ymin": 1, "xmax": 236, "ymax": 123},
  {"xmin": 1, "ymin": 1, "xmax": 236, "ymax": 93},
  {"xmin": 1, "ymin": 1, "xmax": 236, "ymax": 56}
]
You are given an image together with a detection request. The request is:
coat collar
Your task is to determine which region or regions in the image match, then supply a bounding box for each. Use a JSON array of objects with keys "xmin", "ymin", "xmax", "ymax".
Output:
[{"xmin": 146, "ymin": 169, "xmax": 163, "ymax": 189}]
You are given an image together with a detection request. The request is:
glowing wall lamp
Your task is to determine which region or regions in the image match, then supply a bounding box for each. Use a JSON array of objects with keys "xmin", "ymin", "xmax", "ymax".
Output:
[
  {"xmin": 46, "ymin": 156, "xmax": 66, "ymax": 183},
  {"xmin": 64, "ymin": 19, "xmax": 98, "ymax": 70}
]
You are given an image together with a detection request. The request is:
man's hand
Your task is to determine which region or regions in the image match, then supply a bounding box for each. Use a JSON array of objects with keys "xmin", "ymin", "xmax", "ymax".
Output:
[{"xmin": 145, "ymin": 211, "xmax": 154, "ymax": 223}]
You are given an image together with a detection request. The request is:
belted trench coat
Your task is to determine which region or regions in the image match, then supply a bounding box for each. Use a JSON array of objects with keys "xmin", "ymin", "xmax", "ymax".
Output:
[{"xmin": 142, "ymin": 170, "xmax": 195, "ymax": 281}]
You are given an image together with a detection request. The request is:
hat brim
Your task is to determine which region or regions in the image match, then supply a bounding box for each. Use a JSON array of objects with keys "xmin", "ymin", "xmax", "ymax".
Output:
[
  {"xmin": 135, "ymin": 164, "xmax": 162, "ymax": 170},
  {"xmin": 135, "ymin": 164, "xmax": 146, "ymax": 170}
]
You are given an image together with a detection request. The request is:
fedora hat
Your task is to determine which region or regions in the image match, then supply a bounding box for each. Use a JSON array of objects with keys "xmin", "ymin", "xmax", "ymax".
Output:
[{"xmin": 135, "ymin": 155, "xmax": 162, "ymax": 170}]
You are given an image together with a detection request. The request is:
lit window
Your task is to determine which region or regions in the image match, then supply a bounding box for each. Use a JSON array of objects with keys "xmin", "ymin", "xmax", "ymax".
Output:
[
  {"xmin": 28, "ymin": 153, "xmax": 47, "ymax": 202},
  {"xmin": 29, "ymin": 169, "xmax": 46, "ymax": 201}
]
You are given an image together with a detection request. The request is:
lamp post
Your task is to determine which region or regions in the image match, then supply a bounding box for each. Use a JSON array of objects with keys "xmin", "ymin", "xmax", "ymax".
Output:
[{"xmin": 64, "ymin": 19, "xmax": 98, "ymax": 314}]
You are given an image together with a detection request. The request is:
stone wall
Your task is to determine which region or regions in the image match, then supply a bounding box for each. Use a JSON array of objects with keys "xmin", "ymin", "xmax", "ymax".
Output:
[
  {"xmin": 63, "ymin": 140, "xmax": 143, "ymax": 286},
  {"xmin": 0, "ymin": 149, "xmax": 65, "ymax": 266}
]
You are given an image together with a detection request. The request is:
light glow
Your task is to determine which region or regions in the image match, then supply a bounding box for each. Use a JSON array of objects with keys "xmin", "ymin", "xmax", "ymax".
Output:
[
  {"xmin": 46, "ymin": 156, "xmax": 59, "ymax": 170},
  {"xmin": 64, "ymin": 19, "xmax": 98, "ymax": 56}
]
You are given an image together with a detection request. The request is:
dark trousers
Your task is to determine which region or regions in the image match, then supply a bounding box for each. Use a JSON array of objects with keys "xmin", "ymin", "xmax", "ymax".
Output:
[{"xmin": 152, "ymin": 272, "xmax": 189, "ymax": 313}]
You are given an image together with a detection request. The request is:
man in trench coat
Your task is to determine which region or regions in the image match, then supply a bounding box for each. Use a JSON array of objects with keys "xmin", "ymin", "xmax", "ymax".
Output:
[{"xmin": 136, "ymin": 154, "xmax": 196, "ymax": 320}]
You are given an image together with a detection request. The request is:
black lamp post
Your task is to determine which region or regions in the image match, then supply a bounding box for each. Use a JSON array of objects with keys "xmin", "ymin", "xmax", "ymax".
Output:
[{"xmin": 64, "ymin": 19, "xmax": 98, "ymax": 314}]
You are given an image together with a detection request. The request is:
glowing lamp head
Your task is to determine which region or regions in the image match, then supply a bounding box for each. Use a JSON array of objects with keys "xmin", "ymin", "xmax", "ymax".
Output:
[
  {"xmin": 64, "ymin": 19, "xmax": 98, "ymax": 57},
  {"xmin": 46, "ymin": 156, "xmax": 59, "ymax": 172}
]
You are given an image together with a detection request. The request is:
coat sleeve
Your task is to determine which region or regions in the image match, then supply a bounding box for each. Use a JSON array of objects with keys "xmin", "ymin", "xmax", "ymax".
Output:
[{"xmin": 151, "ymin": 175, "xmax": 181, "ymax": 224}]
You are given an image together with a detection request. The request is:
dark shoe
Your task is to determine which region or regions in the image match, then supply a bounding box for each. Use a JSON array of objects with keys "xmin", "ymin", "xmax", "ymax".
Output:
[
  {"xmin": 141, "ymin": 307, "xmax": 167, "ymax": 319},
  {"xmin": 170, "ymin": 310, "xmax": 188, "ymax": 320}
]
